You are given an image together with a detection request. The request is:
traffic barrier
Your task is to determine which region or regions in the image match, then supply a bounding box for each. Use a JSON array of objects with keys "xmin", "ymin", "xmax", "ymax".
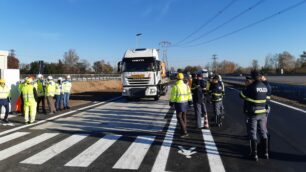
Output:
[
  {"xmin": 223, "ymin": 77, "xmax": 306, "ymax": 103},
  {"xmin": 20, "ymin": 74, "xmax": 121, "ymax": 82}
]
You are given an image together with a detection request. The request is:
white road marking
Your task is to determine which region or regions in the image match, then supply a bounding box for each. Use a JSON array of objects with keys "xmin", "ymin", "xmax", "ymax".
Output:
[
  {"xmin": 151, "ymin": 113, "xmax": 177, "ymax": 172},
  {"xmin": 0, "ymin": 133, "xmax": 58, "ymax": 161},
  {"xmin": 65, "ymin": 134, "xmax": 121, "ymax": 167},
  {"xmin": 21, "ymin": 134, "xmax": 88, "ymax": 164},
  {"xmin": 202, "ymin": 129, "xmax": 226, "ymax": 172},
  {"xmin": 228, "ymin": 87, "xmax": 306, "ymax": 114},
  {"xmin": 113, "ymin": 136, "xmax": 155, "ymax": 170},
  {"xmin": 0, "ymin": 132, "xmax": 29, "ymax": 145},
  {"xmin": 0, "ymin": 96, "xmax": 122, "ymax": 137}
]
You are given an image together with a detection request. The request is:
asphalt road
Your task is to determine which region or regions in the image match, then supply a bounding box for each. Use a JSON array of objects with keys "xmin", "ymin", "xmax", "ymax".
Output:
[{"xmin": 0, "ymin": 87, "xmax": 305, "ymax": 172}]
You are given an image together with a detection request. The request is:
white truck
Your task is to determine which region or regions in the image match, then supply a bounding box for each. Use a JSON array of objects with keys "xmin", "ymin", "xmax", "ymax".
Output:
[{"xmin": 118, "ymin": 48, "xmax": 169, "ymax": 100}]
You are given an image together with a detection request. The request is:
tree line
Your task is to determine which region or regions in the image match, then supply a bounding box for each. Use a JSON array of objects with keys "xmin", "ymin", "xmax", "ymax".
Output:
[
  {"xmin": 174, "ymin": 51, "xmax": 306, "ymax": 75},
  {"xmin": 17, "ymin": 49, "xmax": 115, "ymax": 74}
]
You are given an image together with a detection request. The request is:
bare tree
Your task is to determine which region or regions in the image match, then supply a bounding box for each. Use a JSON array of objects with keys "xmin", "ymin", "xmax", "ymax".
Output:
[
  {"xmin": 278, "ymin": 51, "xmax": 295, "ymax": 72},
  {"xmin": 63, "ymin": 49, "xmax": 80, "ymax": 73},
  {"xmin": 251, "ymin": 59, "xmax": 259, "ymax": 70}
]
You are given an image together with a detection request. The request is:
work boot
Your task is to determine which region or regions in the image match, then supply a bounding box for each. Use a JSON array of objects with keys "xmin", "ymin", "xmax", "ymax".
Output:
[
  {"xmin": 263, "ymin": 138, "xmax": 269, "ymax": 159},
  {"xmin": 250, "ymin": 140, "xmax": 258, "ymax": 161}
]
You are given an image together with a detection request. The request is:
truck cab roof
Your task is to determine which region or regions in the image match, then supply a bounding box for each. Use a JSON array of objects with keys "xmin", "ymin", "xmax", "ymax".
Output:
[{"xmin": 123, "ymin": 48, "xmax": 159, "ymax": 60}]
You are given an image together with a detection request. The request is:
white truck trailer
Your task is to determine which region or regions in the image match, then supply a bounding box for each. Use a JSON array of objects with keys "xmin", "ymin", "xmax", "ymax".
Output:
[{"xmin": 118, "ymin": 48, "xmax": 169, "ymax": 100}]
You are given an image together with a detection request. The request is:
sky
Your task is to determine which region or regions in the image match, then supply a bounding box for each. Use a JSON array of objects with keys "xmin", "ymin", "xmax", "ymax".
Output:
[{"xmin": 0, "ymin": 0, "xmax": 306, "ymax": 68}]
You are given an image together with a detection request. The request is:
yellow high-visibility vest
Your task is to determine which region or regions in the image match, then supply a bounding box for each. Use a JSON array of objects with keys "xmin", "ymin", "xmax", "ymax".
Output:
[
  {"xmin": 62, "ymin": 81, "xmax": 72, "ymax": 93},
  {"xmin": 46, "ymin": 81, "xmax": 56, "ymax": 97},
  {"xmin": 37, "ymin": 80, "xmax": 45, "ymax": 96},
  {"xmin": 55, "ymin": 83, "xmax": 62, "ymax": 95},
  {"xmin": 21, "ymin": 84, "xmax": 35, "ymax": 103},
  {"xmin": 0, "ymin": 86, "xmax": 10, "ymax": 99},
  {"xmin": 170, "ymin": 80, "xmax": 192, "ymax": 103}
]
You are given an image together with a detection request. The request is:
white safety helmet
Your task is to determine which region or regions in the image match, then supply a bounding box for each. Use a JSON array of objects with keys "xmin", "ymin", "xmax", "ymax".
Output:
[
  {"xmin": 37, "ymin": 74, "xmax": 43, "ymax": 79},
  {"xmin": 66, "ymin": 75, "xmax": 71, "ymax": 79},
  {"xmin": 47, "ymin": 76, "xmax": 53, "ymax": 80},
  {"xmin": 58, "ymin": 77, "xmax": 63, "ymax": 81}
]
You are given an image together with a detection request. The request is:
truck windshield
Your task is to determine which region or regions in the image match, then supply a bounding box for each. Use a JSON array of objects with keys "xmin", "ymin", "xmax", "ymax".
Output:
[{"xmin": 122, "ymin": 57, "xmax": 156, "ymax": 72}]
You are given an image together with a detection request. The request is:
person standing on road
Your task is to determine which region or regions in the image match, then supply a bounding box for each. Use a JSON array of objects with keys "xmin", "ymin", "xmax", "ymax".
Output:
[
  {"xmin": 46, "ymin": 76, "xmax": 56, "ymax": 114},
  {"xmin": 240, "ymin": 71, "xmax": 269, "ymax": 161},
  {"xmin": 55, "ymin": 77, "xmax": 63, "ymax": 111},
  {"xmin": 36, "ymin": 74, "xmax": 46, "ymax": 114},
  {"xmin": 21, "ymin": 78, "xmax": 38, "ymax": 124},
  {"xmin": 191, "ymin": 73, "xmax": 209, "ymax": 129},
  {"xmin": 208, "ymin": 75, "xmax": 225, "ymax": 127},
  {"xmin": 0, "ymin": 79, "xmax": 11, "ymax": 123},
  {"xmin": 170, "ymin": 73, "xmax": 192, "ymax": 138},
  {"xmin": 62, "ymin": 75, "xmax": 72, "ymax": 109}
]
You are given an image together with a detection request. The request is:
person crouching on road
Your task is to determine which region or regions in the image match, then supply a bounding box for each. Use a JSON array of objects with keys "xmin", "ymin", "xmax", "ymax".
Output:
[
  {"xmin": 55, "ymin": 77, "xmax": 63, "ymax": 111},
  {"xmin": 191, "ymin": 73, "xmax": 209, "ymax": 129},
  {"xmin": 169, "ymin": 73, "xmax": 192, "ymax": 138},
  {"xmin": 62, "ymin": 75, "xmax": 72, "ymax": 109},
  {"xmin": 0, "ymin": 79, "xmax": 11, "ymax": 123},
  {"xmin": 240, "ymin": 71, "xmax": 269, "ymax": 161},
  {"xmin": 46, "ymin": 76, "xmax": 56, "ymax": 114},
  {"xmin": 21, "ymin": 77, "xmax": 38, "ymax": 124}
]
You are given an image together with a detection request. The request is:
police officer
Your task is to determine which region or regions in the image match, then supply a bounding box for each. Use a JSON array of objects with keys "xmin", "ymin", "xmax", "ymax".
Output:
[
  {"xmin": 170, "ymin": 73, "xmax": 192, "ymax": 138},
  {"xmin": 21, "ymin": 77, "xmax": 38, "ymax": 124},
  {"xmin": 208, "ymin": 75, "xmax": 225, "ymax": 127},
  {"xmin": 240, "ymin": 71, "xmax": 269, "ymax": 161},
  {"xmin": 191, "ymin": 73, "xmax": 209, "ymax": 129},
  {"xmin": 0, "ymin": 79, "xmax": 11, "ymax": 123}
]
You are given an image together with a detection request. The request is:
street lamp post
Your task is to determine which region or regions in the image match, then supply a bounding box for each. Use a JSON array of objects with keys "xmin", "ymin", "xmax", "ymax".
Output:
[{"xmin": 136, "ymin": 33, "xmax": 142, "ymax": 48}]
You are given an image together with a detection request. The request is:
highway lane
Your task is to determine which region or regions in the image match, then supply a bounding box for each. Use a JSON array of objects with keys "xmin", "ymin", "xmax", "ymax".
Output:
[
  {"xmin": 210, "ymin": 87, "xmax": 306, "ymax": 172},
  {"xmin": 0, "ymin": 86, "xmax": 305, "ymax": 171}
]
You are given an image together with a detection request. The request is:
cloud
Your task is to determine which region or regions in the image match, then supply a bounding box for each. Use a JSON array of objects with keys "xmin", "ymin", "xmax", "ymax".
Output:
[{"xmin": 156, "ymin": 0, "xmax": 176, "ymax": 21}]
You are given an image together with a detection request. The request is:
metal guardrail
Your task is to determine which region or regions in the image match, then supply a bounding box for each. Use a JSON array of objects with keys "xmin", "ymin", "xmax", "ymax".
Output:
[
  {"xmin": 223, "ymin": 77, "xmax": 306, "ymax": 103},
  {"xmin": 20, "ymin": 74, "xmax": 121, "ymax": 82}
]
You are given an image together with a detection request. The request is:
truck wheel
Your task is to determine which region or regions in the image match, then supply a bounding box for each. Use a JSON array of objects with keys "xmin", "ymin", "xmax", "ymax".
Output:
[{"xmin": 154, "ymin": 96, "xmax": 160, "ymax": 101}]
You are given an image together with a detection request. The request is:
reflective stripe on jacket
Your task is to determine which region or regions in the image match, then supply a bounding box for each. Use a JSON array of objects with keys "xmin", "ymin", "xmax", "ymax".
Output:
[
  {"xmin": 46, "ymin": 81, "xmax": 56, "ymax": 97},
  {"xmin": 0, "ymin": 86, "xmax": 10, "ymax": 99},
  {"xmin": 170, "ymin": 80, "xmax": 192, "ymax": 103},
  {"xmin": 37, "ymin": 80, "xmax": 45, "ymax": 97},
  {"xmin": 55, "ymin": 83, "xmax": 62, "ymax": 95},
  {"xmin": 21, "ymin": 84, "xmax": 35, "ymax": 103},
  {"xmin": 62, "ymin": 81, "xmax": 72, "ymax": 93}
]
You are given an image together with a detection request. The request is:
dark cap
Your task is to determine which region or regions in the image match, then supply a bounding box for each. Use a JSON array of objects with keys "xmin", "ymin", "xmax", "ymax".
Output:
[
  {"xmin": 191, "ymin": 73, "xmax": 196, "ymax": 78},
  {"xmin": 197, "ymin": 73, "xmax": 202, "ymax": 77},
  {"xmin": 251, "ymin": 70, "xmax": 261, "ymax": 79},
  {"xmin": 213, "ymin": 75, "xmax": 219, "ymax": 80}
]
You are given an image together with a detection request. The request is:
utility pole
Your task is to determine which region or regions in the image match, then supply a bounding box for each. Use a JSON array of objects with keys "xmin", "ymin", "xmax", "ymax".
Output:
[
  {"xmin": 212, "ymin": 54, "xmax": 218, "ymax": 73},
  {"xmin": 159, "ymin": 41, "xmax": 171, "ymax": 71}
]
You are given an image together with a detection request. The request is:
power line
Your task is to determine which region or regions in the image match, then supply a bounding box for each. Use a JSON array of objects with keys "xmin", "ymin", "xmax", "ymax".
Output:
[
  {"xmin": 183, "ymin": 0, "xmax": 306, "ymax": 48},
  {"xmin": 180, "ymin": 0, "xmax": 266, "ymax": 46},
  {"xmin": 174, "ymin": 0, "xmax": 238, "ymax": 46}
]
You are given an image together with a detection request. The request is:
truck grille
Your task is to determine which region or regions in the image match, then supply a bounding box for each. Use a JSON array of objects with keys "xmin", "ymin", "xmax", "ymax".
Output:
[{"xmin": 127, "ymin": 77, "xmax": 150, "ymax": 85}]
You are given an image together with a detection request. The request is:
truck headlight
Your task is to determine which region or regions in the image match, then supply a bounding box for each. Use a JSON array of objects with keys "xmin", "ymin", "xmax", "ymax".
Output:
[{"xmin": 150, "ymin": 89, "xmax": 156, "ymax": 94}]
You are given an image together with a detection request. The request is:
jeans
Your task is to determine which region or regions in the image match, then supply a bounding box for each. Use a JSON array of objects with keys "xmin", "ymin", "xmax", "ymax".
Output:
[
  {"xmin": 63, "ymin": 93, "xmax": 70, "ymax": 108},
  {"xmin": 55, "ymin": 94, "xmax": 63, "ymax": 111}
]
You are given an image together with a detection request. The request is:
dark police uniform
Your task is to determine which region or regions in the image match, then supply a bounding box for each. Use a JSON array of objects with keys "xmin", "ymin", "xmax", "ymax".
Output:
[
  {"xmin": 240, "ymin": 79, "xmax": 269, "ymax": 160},
  {"xmin": 209, "ymin": 80, "xmax": 224, "ymax": 125},
  {"xmin": 191, "ymin": 77, "xmax": 207, "ymax": 128}
]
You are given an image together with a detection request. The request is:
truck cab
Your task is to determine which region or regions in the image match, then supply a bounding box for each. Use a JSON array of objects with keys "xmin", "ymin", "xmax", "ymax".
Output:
[{"xmin": 118, "ymin": 48, "xmax": 168, "ymax": 100}]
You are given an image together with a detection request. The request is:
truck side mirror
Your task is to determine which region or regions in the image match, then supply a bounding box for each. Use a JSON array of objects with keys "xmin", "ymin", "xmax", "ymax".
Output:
[
  {"xmin": 156, "ymin": 61, "xmax": 161, "ymax": 71},
  {"xmin": 117, "ymin": 61, "xmax": 121, "ymax": 73}
]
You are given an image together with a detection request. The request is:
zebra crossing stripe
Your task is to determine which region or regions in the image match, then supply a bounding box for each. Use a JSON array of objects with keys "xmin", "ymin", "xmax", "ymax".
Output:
[
  {"xmin": 0, "ymin": 132, "xmax": 29, "ymax": 145},
  {"xmin": 21, "ymin": 134, "xmax": 88, "ymax": 165},
  {"xmin": 113, "ymin": 136, "xmax": 156, "ymax": 170},
  {"xmin": 0, "ymin": 133, "xmax": 58, "ymax": 161},
  {"xmin": 202, "ymin": 129, "xmax": 225, "ymax": 172},
  {"xmin": 65, "ymin": 134, "xmax": 121, "ymax": 167},
  {"xmin": 151, "ymin": 113, "xmax": 177, "ymax": 172}
]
